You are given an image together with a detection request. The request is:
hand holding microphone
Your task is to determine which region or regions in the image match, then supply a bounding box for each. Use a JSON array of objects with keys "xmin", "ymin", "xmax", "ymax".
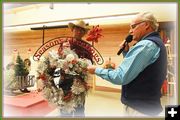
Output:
[{"xmin": 117, "ymin": 35, "xmax": 133, "ymax": 55}]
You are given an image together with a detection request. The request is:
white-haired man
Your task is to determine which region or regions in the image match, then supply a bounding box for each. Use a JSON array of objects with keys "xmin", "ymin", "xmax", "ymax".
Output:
[{"xmin": 88, "ymin": 12, "xmax": 167, "ymax": 116}]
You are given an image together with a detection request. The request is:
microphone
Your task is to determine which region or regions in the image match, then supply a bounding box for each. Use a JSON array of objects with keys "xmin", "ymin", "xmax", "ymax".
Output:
[{"xmin": 117, "ymin": 35, "xmax": 133, "ymax": 55}]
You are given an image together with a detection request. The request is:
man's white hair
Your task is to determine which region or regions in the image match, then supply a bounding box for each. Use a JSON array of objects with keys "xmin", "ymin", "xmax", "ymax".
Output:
[{"xmin": 139, "ymin": 12, "xmax": 159, "ymax": 31}]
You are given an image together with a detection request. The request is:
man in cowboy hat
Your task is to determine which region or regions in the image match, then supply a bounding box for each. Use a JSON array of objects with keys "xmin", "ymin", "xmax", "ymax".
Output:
[
  {"xmin": 68, "ymin": 20, "xmax": 93, "ymax": 63},
  {"xmin": 58, "ymin": 20, "xmax": 93, "ymax": 117},
  {"xmin": 58, "ymin": 20, "xmax": 93, "ymax": 63},
  {"xmin": 68, "ymin": 20, "xmax": 90, "ymax": 36}
]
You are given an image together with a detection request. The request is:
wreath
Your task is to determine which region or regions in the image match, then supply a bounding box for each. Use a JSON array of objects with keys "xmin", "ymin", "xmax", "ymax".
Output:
[{"xmin": 36, "ymin": 48, "xmax": 90, "ymax": 113}]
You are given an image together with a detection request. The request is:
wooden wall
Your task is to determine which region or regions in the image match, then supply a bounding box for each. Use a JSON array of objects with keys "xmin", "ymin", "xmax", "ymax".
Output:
[
  {"xmin": 4, "ymin": 23, "xmax": 130, "ymax": 59},
  {"xmin": 4, "ymin": 22, "xmax": 174, "ymax": 59}
]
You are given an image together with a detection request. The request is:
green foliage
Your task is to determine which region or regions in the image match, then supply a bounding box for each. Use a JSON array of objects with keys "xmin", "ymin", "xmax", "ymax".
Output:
[{"xmin": 15, "ymin": 54, "xmax": 29, "ymax": 76}]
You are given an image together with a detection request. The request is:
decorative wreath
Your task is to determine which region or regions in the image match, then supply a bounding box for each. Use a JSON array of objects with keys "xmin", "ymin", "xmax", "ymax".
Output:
[{"xmin": 36, "ymin": 48, "xmax": 90, "ymax": 113}]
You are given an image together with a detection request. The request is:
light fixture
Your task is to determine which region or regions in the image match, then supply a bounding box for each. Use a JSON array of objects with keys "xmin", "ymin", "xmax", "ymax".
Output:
[{"xmin": 49, "ymin": 3, "xmax": 54, "ymax": 10}]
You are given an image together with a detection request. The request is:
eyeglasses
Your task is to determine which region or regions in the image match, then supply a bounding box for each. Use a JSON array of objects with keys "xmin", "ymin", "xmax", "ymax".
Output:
[{"xmin": 130, "ymin": 21, "xmax": 145, "ymax": 29}]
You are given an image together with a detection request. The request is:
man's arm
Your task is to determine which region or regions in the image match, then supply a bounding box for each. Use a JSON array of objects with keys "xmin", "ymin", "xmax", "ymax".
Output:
[{"xmin": 88, "ymin": 40, "xmax": 160, "ymax": 85}]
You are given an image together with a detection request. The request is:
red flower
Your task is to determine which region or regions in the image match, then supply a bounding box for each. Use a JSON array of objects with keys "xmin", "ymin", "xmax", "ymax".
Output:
[
  {"xmin": 81, "ymin": 81, "xmax": 90, "ymax": 91},
  {"xmin": 71, "ymin": 59, "xmax": 77, "ymax": 64},
  {"xmin": 63, "ymin": 91, "xmax": 72, "ymax": 102},
  {"xmin": 86, "ymin": 25, "xmax": 103, "ymax": 43},
  {"xmin": 37, "ymin": 73, "xmax": 46, "ymax": 81}
]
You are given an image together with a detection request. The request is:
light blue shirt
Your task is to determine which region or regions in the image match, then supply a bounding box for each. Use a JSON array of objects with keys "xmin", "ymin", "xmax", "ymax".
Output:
[{"xmin": 95, "ymin": 39, "xmax": 160, "ymax": 85}]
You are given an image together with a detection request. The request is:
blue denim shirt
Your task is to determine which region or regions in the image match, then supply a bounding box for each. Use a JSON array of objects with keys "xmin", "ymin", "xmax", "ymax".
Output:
[{"xmin": 95, "ymin": 39, "xmax": 160, "ymax": 85}]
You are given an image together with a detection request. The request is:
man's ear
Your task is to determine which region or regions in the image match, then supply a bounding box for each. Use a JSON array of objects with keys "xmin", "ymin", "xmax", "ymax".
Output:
[{"xmin": 145, "ymin": 22, "xmax": 151, "ymax": 30}]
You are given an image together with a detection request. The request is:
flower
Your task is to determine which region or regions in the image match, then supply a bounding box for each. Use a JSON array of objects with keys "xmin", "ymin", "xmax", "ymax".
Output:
[
  {"xmin": 61, "ymin": 100, "xmax": 76, "ymax": 114},
  {"xmin": 36, "ymin": 49, "xmax": 89, "ymax": 114},
  {"xmin": 37, "ymin": 73, "xmax": 47, "ymax": 81},
  {"xmin": 66, "ymin": 54, "xmax": 75, "ymax": 62},
  {"xmin": 86, "ymin": 25, "xmax": 103, "ymax": 43},
  {"xmin": 63, "ymin": 91, "xmax": 72, "ymax": 101},
  {"xmin": 71, "ymin": 79, "xmax": 86, "ymax": 95},
  {"xmin": 71, "ymin": 59, "xmax": 77, "ymax": 64},
  {"xmin": 49, "ymin": 50, "xmax": 59, "ymax": 60}
]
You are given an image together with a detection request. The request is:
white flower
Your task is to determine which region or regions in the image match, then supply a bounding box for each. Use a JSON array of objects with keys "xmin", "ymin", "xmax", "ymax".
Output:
[
  {"xmin": 42, "ymin": 87, "xmax": 53, "ymax": 100},
  {"xmin": 61, "ymin": 100, "xmax": 76, "ymax": 114},
  {"xmin": 37, "ymin": 62, "xmax": 48, "ymax": 74},
  {"xmin": 63, "ymin": 48, "xmax": 78, "ymax": 59},
  {"xmin": 49, "ymin": 50, "xmax": 59, "ymax": 60},
  {"xmin": 71, "ymin": 80, "xmax": 86, "ymax": 95},
  {"xmin": 78, "ymin": 59, "xmax": 88, "ymax": 68},
  {"xmin": 68, "ymin": 63, "xmax": 73, "ymax": 68},
  {"xmin": 40, "ymin": 56, "xmax": 46, "ymax": 62},
  {"xmin": 58, "ymin": 88, "xmax": 64, "ymax": 95},
  {"xmin": 66, "ymin": 54, "xmax": 75, "ymax": 62},
  {"xmin": 57, "ymin": 99, "xmax": 63, "ymax": 105},
  {"xmin": 75, "ymin": 95, "xmax": 85, "ymax": 106},
  {"xmin": 65, "ymin": 69, "xmax": 69, "ymax": 74},
  {"xmin": 53, "ymin": 97, "xmax": 58, "ymax": 102},
  {"xmin": 50, "ymin": 92, "xmax": 54, "ymax": 98},
  {"xmin": 54, "ymin": 91, "xmax": 59, "ymax": 97},
  {"xmin": 68, "ymin": 71, "xmax": 78, "ymax": 75},
  {"xmin": 57, "ymin": 59, "xmax": 65, "ymax": 68}
]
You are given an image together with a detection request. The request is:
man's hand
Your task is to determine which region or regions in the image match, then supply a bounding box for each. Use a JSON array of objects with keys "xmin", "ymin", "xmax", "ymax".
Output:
[
  {"xmin": 104, "ymin": 58, "xmax": 116, "ymax": 69},
  {"xmin": 124, "ymin": 42, "xmax": 129, "ymax": 52},
  {"xmin": 119, "ymin": 40, "xmax": 129, "ymax": 52},
  {"xmin": 87, "ymin": 65, "xmax": 97, "ymax": 74}
]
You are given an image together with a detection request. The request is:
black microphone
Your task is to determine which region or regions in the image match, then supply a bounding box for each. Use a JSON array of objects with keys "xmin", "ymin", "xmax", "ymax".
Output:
[{"xmin": 117, "ymin": 35, "xmax": 133, "ymax": 55}]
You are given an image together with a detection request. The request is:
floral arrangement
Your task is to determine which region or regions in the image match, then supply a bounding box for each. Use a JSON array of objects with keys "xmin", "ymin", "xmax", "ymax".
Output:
[
  {"xmin": 86, "ymin": 25, "xmax": 103, "ymax": 46},
  {"xmin": 36, "ymin": 48, "xmax": 89, "ymax": 113}
]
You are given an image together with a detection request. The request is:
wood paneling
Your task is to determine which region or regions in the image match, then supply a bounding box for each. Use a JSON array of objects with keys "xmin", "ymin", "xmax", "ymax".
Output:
[{"xmin": 4, "ymin": 24, "xmax": 130, "ymax": 59}]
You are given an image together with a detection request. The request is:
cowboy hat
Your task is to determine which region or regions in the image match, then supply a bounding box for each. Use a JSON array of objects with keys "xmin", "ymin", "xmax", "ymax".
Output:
[{"xmin": 68, "ymin": 20, "xmax": 90, "ymax": 33}]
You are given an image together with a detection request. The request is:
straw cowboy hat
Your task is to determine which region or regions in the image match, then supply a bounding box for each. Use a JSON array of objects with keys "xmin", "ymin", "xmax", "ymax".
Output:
[{"xmin": 68, "ymin": 20, "xmax": 90, "ymax": 33}]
